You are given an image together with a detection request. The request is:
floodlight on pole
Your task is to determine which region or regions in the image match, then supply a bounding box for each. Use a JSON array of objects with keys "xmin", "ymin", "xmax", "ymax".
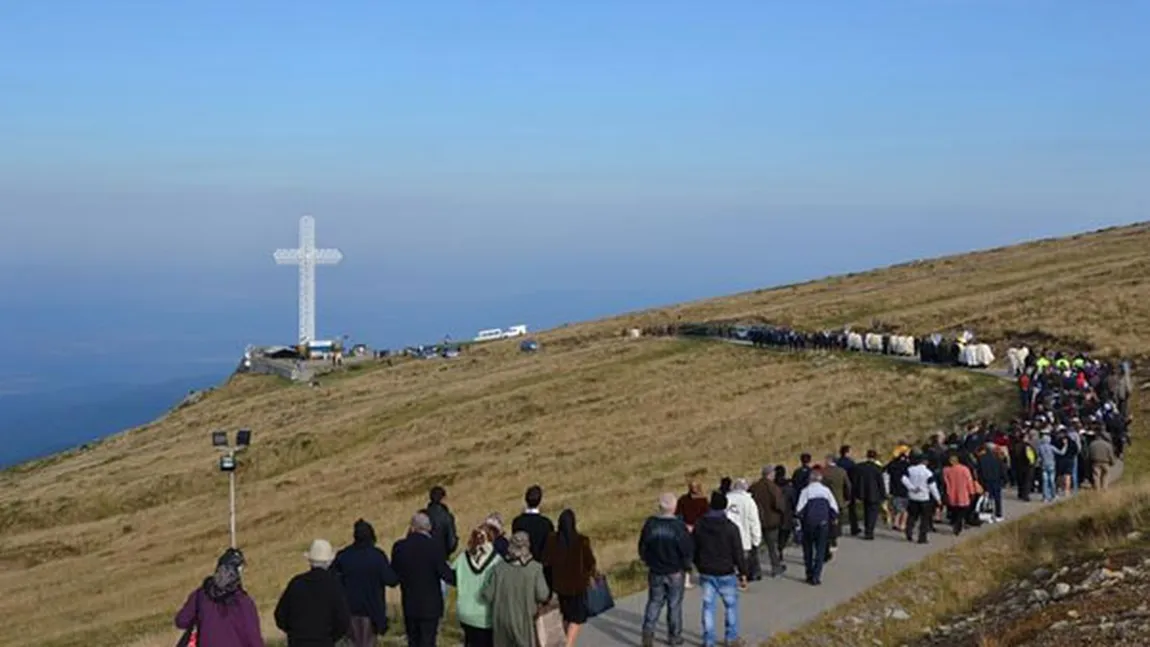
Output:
[{"xmin": 210, "ymin": 429, "xmax": 253, "ymax": 549}]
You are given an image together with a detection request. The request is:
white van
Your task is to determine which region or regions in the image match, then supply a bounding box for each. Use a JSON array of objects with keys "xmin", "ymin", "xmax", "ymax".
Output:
[
  {"xmin": 502, "ymin": 325, "xmax": 528, "ymax": 339},
  {"xmin": 474, "ymin": 328, "xmax": 504, "ymax": 343}
]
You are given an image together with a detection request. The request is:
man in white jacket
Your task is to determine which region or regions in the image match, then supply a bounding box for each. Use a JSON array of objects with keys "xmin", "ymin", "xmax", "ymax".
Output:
[
  {"xmin": 726, "ymin": 478, "xmax": 763, "ymax": 583},
  {"xmin": 901, "ymin": 453, "xmax": 942, "ymax": 544}
]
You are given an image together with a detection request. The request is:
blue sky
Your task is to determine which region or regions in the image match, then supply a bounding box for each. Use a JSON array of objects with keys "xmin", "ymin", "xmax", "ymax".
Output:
[{"xmin": 1, "ymin": 1, "xmax": 1148, "ymax": 401}]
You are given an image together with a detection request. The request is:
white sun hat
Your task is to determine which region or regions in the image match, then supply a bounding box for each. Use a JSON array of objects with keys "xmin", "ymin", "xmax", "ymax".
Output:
[{"xmin": 304, "ymin": 538, "xmax": 335, "ymax": 564}]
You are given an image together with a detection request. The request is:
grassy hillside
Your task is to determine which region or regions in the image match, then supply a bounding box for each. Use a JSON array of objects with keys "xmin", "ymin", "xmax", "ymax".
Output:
[{"xmin": 1, "ymin": 222, "xmax": 1147, "ymax": 647}]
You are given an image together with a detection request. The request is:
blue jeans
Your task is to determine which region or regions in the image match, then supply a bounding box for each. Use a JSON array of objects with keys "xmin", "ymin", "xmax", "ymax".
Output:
[
  {"xmin": 699, "ymin": 574, "xmax": 739, "ymax": 646},
  {"xmin": 801, "ymin": 523, "xmax": 830, "ymax": 583},
  {"xmin": 642, "ymin": 572, "xmax": 685, "ymax": 641},
  {"xmin": 1042, "ymin": 467, "xmax": 1056, "ymax": 502}
]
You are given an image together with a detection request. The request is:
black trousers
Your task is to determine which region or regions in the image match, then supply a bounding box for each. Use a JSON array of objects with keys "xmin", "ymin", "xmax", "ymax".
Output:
[
  {"xmin": 862, "ymin": 502, "xmax": 880, "ymax": 538},
  {"xmin": 461, "ymin": 624, "xmax": 494, "ymax": 647},
  {"xmin": 947, "ymin": 505, "xmax": 969, "ymax": 535},
  {"xmin": 906, "ymin": 500, "xmax": 934, "ymax": 542},
  {"xmin": 762, "ymin": 527, "xmax": 783, "ymax": 572},
  {"xmin": 746, "ymin": 546, "xmax": 763, "ymax": 580},
  {"xmin": 1017, "ymin": 464, "xmax": 1034, "ymax": 501},
  {"xmin": 404, "ymin": 617, "xmax": 439, "ymax": 647},
  {"xmin": 849, "ymin": 499, "xmax": 861, "ymax": 535}
]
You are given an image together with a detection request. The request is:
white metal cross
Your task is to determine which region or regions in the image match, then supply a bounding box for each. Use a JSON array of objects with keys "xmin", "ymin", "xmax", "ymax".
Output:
[{"xmin": 273, "ymin": 215, "xmax": 343, "ymax": 344}]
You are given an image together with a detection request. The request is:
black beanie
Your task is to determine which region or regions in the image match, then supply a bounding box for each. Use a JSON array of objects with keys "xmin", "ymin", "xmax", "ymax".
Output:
[{"xmin": 709, "ymin": 491, "xmax": 728, "ymax": 511}]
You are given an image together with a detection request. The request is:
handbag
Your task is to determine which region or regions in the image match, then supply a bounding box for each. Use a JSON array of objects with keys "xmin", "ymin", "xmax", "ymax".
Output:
[
  {"xmin": 585, "ymin": 575, "xmax": 615, "ymax": 618},
  {"xmin": 535, "ymin": 604, "xmax": 565, "ymax": 647}
]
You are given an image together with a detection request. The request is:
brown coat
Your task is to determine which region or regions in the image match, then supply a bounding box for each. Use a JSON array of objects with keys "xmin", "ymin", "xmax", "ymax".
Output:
[
  {"xmin": 749, "ymin": 477, "xmax": 787, "ymax": 530},
  {"xmin": 821, "ymin": 465, "xmax": 851, "ymax": 510},
  {"xmin": 541, "ymin": 533, "xmax": 596, "ymax": 597}
]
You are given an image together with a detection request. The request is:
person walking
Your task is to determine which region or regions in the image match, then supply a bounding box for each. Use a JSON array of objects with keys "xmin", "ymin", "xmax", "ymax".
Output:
[
  {"xmin": 483, "ymin": 532, "xmax": 550, "ymax": 647},
  {"xmin": 901, "ymin": 453, "xmax": 942, "ymax": 544},
  {"xmin": 175, "ymin": 548, "xmax": 264, "ymax": 647},
  {"xmin": 1011, "ymin": 434, "xmax": 1036, "ymax": 502},
  {"xmin": 675, "ymin": 479, "xmax": 710, "ymax": 590},
  {"xmin": 724, "ymin": 478, "xmax": 762, "ymax": 583},
  {"xmin": 1053, "ymin": 429, "xmax": 1077, "ymax": 498},
  {"xmin": 941, "ymin": 455, "xmax": 978, "ymax": 535},
  {"xmin": 1037, "ymin": 431, "xmax": 1058, "ymax": 502},
  {"xmin": 884, "ymin": 450, "xmax": 911, "ymax": 532},
  {"xmin": 820, "ymin": 455, "xmax": 850, "ymax": 560},
  {"xmin": 850, "ymin": 450, "xmax": 887, "ymax": 540},
  {"xmin": 977, "ymin": 443, "xmax": 1007, "ymax": 523},
  {"xmin": 274, "ymin": 539, "xmax": 352, "ymax": 647},
  {"xmin": 1088, "ymin": 431, "xmax": 1117, "ymax": 490},
  {"xmin": 772, "ymin": 466, "xmax": 796, "ymax": 557},
  {"xmin": 638, "ymin": 493, "xmax": 694, "ymax": 647},
  {"xmin": 391, "ymin": 513, "xmax": 457, "ymax": 647},
  {"xmin": 693, "ymin": 492, "xmax": 748, "ymax": 647},
  {"xmin": 332, "ymin": 519, "xmax": 400, "ymax": 647},
  {"xmin": 795, "ymin": 469, "xmax": 839, "ymax": 586},
  {"xmin": 542, "ymin": 509, "xmax": 597, "ymax": 647},
  {"xmin": 452, "ymin": 527, "xmax": 500, "ymax": 647},
  {"xmin": 749, "ymin": 466, "xmax": 788, "ymax": 577},
  {"xmin": 791, "ymin": 453, "xmax": 813, "ymax": 495},
  {"xmin": 836, "ymin": 446, "xmax": 858, "ymax": 535},
  {"xmin": 483, "ymin": 513, "xmax": 509, "ymax": 558},
  {"xmin": 511, "ymin": 485, "xmax": 556, "ymax": 570},
  {"xmin": 425, "ymin": 486, "xmax": 460, "ymax": 565}
]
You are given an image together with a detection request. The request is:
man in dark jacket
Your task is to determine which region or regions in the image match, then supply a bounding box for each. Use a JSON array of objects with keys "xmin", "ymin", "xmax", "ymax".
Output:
[
  {"xmin": 850, "ymin": 450, "xmax": 887, "ymax": 540},
  {"xmin": 391, "ymin": 513, "xmax": 457, "ymax": 647},
  {"xmin": 693, "ymin": 492, "xmax": 747, "ymax": 647},
  {"xmin": 511, "ymin": 484, "xmax": 556, "ymax": 590},
  {"xmin": 424, "ymin": 486, "xmax": 459, "ymax": 559},
  {"xmin": 884, "ymin": 451, "xmax": 911, "ymax": 532},
  {"xmin": 772, "ymin": 466, "xmax": 796, "ymax": 555},
  {"xmin": 275, "ymin": 539, "xmax": 352, "ymax": 647},
  {"xmin": 638, "ymin": 493, "xmax": 694, "ymax": 647},
  {"xmin": 750, "ymin": 465, "xmax": 788, "ymax": 578},
  {"xmin": 791, "ymin": 453, "xmax": 813, "ymax": 497},
  {"xmin": 332, "ymin": 519, "xmax": 400, "ymax": 647},
  {"xmin": 977, "ymin": 444, "xmax": 1007, "ymax": 522},
  {"xmin": 820, "ymin": 454, "xmax": 851, "ymax": 560},
  {"xmin": 837, "ymin": 445, "xmax": 858, "ymax": 537}
]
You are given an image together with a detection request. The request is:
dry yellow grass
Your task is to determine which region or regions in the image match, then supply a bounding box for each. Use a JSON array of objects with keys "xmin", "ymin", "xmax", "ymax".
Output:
[{"xmin": 1, "ymin": 221, "xmax": 1147, "ymax": 647}]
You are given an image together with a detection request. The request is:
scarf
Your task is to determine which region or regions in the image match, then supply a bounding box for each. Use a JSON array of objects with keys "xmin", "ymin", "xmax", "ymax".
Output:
[{"xmin": 203, "ymin": 562, "xmax": 242, "ymax": 603}]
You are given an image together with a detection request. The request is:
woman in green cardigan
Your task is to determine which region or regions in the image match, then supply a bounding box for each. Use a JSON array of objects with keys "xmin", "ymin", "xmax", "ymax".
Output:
[
  {"xmin": 453, "ymin": 526, "xmax": 500, "ymax": 647},
  {"xmin": 482, "ymin": 531, "xmax": 551, "ymax": 647}
]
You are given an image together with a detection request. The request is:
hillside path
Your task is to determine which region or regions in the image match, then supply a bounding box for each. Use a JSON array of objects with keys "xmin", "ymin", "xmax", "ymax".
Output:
[
  {"xmin": 582, "ymin": 468, "xmax": 1123, "ymax": 646},
  {"xmin": 581, "ymin": 337, "xmax": 1118, "ymax": 645}
]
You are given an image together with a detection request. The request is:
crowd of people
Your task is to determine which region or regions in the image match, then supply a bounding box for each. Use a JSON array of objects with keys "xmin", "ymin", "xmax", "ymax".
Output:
[
  {"xmin": 175, "ymin": 485, "xmax": 602, "ymax": 647},
  {"xmin": 173, "ymin": 340, "xmax": 1135, "ymax": 647}
]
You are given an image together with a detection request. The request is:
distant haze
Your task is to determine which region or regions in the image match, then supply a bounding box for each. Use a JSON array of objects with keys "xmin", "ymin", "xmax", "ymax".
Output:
[{"xmin": 1, "ymin": 2, "xmax": 1147, "ymax": 464}]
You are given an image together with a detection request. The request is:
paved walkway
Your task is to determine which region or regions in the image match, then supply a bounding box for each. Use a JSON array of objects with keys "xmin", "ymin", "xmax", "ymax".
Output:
[
  {"xmin": 582, "ymin": 336, "xmax": 1118, "ymax": 645},
  {"xmin": 582, "ymin": 473, "xmax": 1122, "ymax": 646}
]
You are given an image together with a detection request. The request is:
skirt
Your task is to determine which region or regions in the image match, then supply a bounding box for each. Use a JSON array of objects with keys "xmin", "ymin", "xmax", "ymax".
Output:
[{"xmin": 557, "ymin": 592, "xmax": 590, "ymax": 624}]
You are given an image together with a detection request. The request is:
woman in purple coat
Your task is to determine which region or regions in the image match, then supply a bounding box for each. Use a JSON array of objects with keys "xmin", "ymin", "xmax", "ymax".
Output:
[{"xmin": 176, "ymin": 548, "xmax": 265, "ymax": 647}]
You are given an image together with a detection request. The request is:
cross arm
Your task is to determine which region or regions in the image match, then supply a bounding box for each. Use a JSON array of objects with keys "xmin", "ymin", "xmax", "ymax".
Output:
[
  {"xmin": 313, "ymin": 248, "xmax": 344, "ymax": 264},
  {"xmin": 273, "ymin": 249, "xmax": 303, "ymax": 264}
]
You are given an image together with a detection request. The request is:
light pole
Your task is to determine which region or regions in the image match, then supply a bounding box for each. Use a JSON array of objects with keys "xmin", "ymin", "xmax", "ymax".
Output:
[{"xmin": 212, "ymin": 429, "xmax": 252, "ymax": 548}]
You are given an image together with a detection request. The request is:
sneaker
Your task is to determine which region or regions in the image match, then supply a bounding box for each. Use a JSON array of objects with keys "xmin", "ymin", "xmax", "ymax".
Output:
[
  {"xmin": 995, "ymin": 516, "xmax": 1005, "ymax": 523},
  {"xmin": 642, "ymin": 633, "xmax": 655, "ymax": 647}
]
